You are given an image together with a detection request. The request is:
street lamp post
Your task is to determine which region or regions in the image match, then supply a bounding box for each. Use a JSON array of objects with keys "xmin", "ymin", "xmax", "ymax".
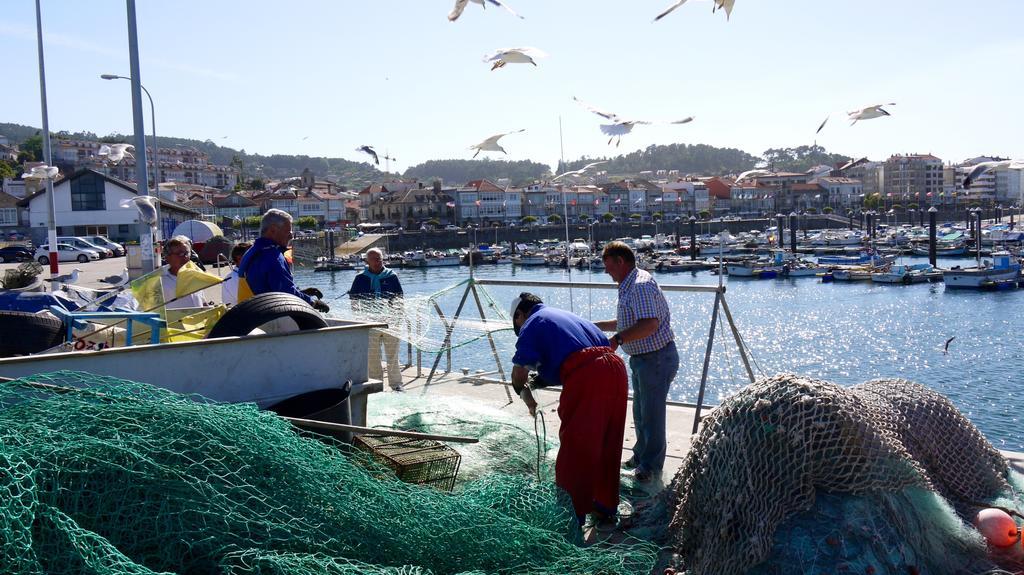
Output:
[
  {"xmin": 101, "ymin": 74, "xmax": 158, "ymax": 195},
  {"xmin": 34, "ymin": 0, "xmax": 60, "ymax": 288}
]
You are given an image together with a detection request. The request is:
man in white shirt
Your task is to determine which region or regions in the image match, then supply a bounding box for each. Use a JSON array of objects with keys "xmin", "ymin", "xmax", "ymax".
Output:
[{"xmin": 162, "ymin": 236, "xmax": 206, "ymax": 309}]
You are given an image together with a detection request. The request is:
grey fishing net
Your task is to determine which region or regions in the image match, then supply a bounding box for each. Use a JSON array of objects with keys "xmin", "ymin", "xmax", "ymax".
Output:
[{"xmin": 665, "ymin": 374, "xmax": 1023, "ymax": 575}]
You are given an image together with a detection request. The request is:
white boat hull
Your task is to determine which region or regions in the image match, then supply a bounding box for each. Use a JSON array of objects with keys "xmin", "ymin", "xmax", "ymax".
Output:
[{"xmin": 943, "ymin": 268, "xmax": 1020, "ymax": 288}]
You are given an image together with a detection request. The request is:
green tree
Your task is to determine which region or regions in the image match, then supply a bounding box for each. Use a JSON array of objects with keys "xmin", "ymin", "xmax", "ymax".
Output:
[
  {"xmin": 699, "ymin": 210, "xmax": 710, "ymax": 220},
  {"xmin": 579, "ymin": 214, "xmax": 590, "ymax": 221},
  {"xmin": 244, "ymin": 215, "xmax": 262, "ymax": 228},
  {"xmin": 822, "ymin": 206, "xmax": 834, "ymax": 214},
  {"xmin": 19, "ymin": 134, "xmax": 42, "ymax": 162},
  {"xmin": 652, "ymin": 211, "xmax": 663, "ymax": 221},
  {"xmin": 296, "ymin": 216, "xmax": 317, "ymax": 229},
  {"xmin": 246, "ymin": 178, "xmax": 265, "ymax": 190},
  {"xmin": 602, "ymin": 212, "xmax": 614, "ymax": 222},
  {"xmin": 805, "ymin": 207, "xmax": 818, "ymax": 214},
  {"xmin": 547, "ymin": 214, "xmax": 562, "ymax": 223},
  {"xmin": 0, "ymin": 161, "xmax": 17, "ymax": 180},
  {"xmin": 907, "ymin": 202, "xmax": 919, "ymax": 210},
  {"xmin": 863, "ymin": 193, "xmax": 881, "ymax": 210},
  {"xmin": 891, "ymin": 204, "xmax": 903, "ymax": 211},
  {"xmin": 427, "ymin": 218, "xmax": 441, "ymax": 228},
  {"xmin": 629, "ymin": 213, "xmax": 642, "ymax": 220},
  {"xmin": 521, "ymin": 215, "xmax": 538, "ymax": 224}
]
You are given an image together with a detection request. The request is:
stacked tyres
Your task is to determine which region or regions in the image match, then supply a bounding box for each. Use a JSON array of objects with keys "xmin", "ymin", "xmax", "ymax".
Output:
[
  {"xmin": 0, "ymin": 311, "xmax": 65, "ymax": 357},
  {"xmin": 206, "ymin": 293, "xmax": 327, "ymax": 339}
]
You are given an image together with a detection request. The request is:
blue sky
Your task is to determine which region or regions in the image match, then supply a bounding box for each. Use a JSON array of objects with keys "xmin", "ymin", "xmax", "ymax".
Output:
[{"xmin": 3, "ymin": 0, "xmax": 1023, "ymax": 172}]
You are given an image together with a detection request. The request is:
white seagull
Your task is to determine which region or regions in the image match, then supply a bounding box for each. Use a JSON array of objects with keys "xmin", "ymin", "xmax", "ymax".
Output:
[
  {"xmin": 98, "ymin": 143, "xmax": 135, "ymax": 165},
  {"xmin": 100, "ymin": 267, "xmax": 130, "ymax": 285},
  {"xmin": 356, "ymin": 145, "xmax": 380, "ymax": 165},
  {"xmin": 484, "ymin": 47, "xmax": 546, "ymax": 71},
  {"xmin": 806, "ymin": 165, "xmax": 833, "ymax": 180},
  {"xmin": 23, "ymin": 165, "xmax": 60, "ymax": 180},
  {"xmin": 120, "ymin": 195, "xmax": 159, "ymax": 228},
  {"xmin": 654, "ymin": 0, "xmax": 735, "ymax": 22},
  {"xmin": 470, "ymin": 129, "xmax": 525, "ymax": 158},
  {"xmin": 962, "ymin": 159, "xmax": 1024, "ymax": 189},
  {"xmin": 449, "ymin": 0, "xmax": 523, "ymax": 21},
  {"xmin": 51, "ymin": 268, "xmax": 82, "ymax": 285},
  {"xmin": 734, "ymin": 169, "xmax": 773, "ymax": 182},
  {"xmin": 817, "ymin": 103, "xmax": 896, "ymax": 134},
  {"xmin": 574, "ymin": 97, "xmax": 694, "ymax": 147},
  {"xmin": 552, "ymin": 161, "xmax": 607, "ymax": 182}
]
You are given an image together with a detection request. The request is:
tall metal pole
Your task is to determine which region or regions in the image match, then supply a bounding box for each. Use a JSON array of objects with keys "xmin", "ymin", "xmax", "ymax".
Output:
[
  {"xmin": 789, "ymin": 212, "xmax": 797, "ymax": 253},
  {"xmin": 34, "ymin": 0, "xmax": 59, "ymax": 289},
  {"xmin": 689, "ymin": 216, "xmax": 696, "ymax": 260},
  {"xmin": 126, "ymin": 0, "xmax": 154, "ymax": 273},
  {"xmin": 928, "ymin": 207, "xmax": 937, "ymax": 267},
  {"xmin": 975, "ymin": 208, "xmax": 982, "ymax": 267}
]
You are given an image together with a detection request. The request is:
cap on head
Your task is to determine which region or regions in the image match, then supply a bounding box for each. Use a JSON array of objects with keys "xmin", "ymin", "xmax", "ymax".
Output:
[{"xmin": 509, "ymin": 292, "xmax": 542, "ymax": 321}]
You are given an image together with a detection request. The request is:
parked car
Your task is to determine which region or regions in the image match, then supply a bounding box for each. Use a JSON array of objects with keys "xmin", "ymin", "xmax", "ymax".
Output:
[
  {"xmin": 445, "ymin": 225, "xmax": 459, "ymax": 231},
  {"xmin": 84, "ymin": 235, "xmax": 126, "ymax": 257},
  {"xmin": 0, "ymin": 246, "xmax": 34, "ymax": 263},
  {"xmin": 57, "ymin": 236, "xmax": 113, "ymax": 259},
  {"xmin": 35, "ymin": 243, "xmax": 100, "ymax": 264}
]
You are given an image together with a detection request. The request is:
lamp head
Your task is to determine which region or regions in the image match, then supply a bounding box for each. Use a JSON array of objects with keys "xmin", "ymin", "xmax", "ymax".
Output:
[{"xmin": 100, "ymin": 74, "xmax": 120, "ymax": 80}]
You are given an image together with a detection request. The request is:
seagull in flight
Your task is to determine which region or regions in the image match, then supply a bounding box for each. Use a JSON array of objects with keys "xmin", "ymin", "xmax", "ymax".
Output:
[
  {"xmin": 98, "ymin": 143, "xmax": 135, "ymax": 165},
  {"xmin": 817, "ymin": 103, "xmax": 896, "ymax": 134},
  {"xmin": 574, "ymin": 97, "xmax": 694, "ymax": 147},
  {"xmin": 23, "ymin": 165, "xmax": 60, "ymax": 180},
  {"xmin": 470, "ymin": 129, "xmax": 525, "ymax": 158},
  {"xmin": 120, "ymin": 195, "xmax": 159, "ymax": 228},
  {"xmin": 734, "ymin": 169, "xmax": 773, "ymax": 182},
  {"xmin": 356, "ymin": 145, "xmax": 380, "ymax": 165},
  {"xmin": 552, "ymin": 161, "xmax": 607, "ymax": 182},
  {"xmin": 962, "ymin": 159, "xmax": 1024, "ymax": 189},
  {"xmin": 654, "ymin": 0, "xmax": 735, "ymax": 22},
  {"xmin": 449, "ymin": 0, "xmax": 523, "ymax": 21},
  {"xmin": 484, "ymin": 47, "xmax": 546, "ymax": 71}
]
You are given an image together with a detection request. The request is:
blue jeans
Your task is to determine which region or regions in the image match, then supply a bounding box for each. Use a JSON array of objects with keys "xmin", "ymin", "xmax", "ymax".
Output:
[{"xmin": 628, "ymin": 342, "xmax": 679, "ymax": 473}]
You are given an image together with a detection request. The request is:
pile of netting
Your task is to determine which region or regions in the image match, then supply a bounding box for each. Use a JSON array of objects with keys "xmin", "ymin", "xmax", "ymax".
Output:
[
  {"xmin": 332, "ymin": 279, "xmax": 512, "ymax": 354},
  {"xmin": 366, "ymin": 393, "xmax": 557, "ymax": 483},
  {"xmin": 661, "ymin": 374, "xmax": 1024, "ymax": 575},
  {"xmin": 0, "ymin": 370, "xmax": 656, "ymax": 575}
]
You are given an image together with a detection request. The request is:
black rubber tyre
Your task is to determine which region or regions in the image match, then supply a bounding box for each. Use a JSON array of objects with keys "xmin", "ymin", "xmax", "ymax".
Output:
[
  {"xmin": 38, "ymin": 256, "xmax": 49, "ymax": 265},
  {"xmin": 0, "ymin": 311, "xmax": 65, "ymax": 357},
  {"xmin": 206, "ymin": 292, "xmax": 327, "ymax": 339},
  {"xmin": 77, "ymin": 254, "xmax": 89, "ymax": 263}
]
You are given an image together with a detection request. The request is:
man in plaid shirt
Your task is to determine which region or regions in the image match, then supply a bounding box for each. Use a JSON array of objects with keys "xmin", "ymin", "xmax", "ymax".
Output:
[{"xmin": 595, "ymin": 241, "xmax": 679, "ymax": 484}]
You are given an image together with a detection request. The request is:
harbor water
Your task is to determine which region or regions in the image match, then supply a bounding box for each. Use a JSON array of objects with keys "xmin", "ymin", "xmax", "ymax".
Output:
[{"xmin": 298, "ymin": 255, "xmax": 1024, "ymax": 451}]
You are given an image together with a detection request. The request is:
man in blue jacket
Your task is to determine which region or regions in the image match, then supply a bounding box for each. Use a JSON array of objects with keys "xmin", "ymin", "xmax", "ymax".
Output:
[
  {"xmin": 349, "ymin": 248, "xmax": 404, "ymax": 390},
  {"xmin": 238, "ymin": 209, "xmax": 329, "ymax": 312}
]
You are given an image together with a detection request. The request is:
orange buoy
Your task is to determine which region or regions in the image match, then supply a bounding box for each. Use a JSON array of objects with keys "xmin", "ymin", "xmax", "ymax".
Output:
[{"xmin": 974, "ymin": 508, "xmax": 1020, "ymax": 547}]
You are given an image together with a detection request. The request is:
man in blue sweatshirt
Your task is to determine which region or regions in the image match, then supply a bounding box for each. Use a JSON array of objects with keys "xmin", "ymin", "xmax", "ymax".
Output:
[
  {"xmin": 238, "ymin": 209, "xmax": 329, "ymax": 313},
  {"xmin": 349, "ymin": 248, "xmax": 404, "ymax": 390}
]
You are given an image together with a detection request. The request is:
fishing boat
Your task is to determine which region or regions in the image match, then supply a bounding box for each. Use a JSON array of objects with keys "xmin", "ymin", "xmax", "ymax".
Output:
[
  {"xmin": 817, "ymin": 252, "xmax": 892, "ymax": 266},
  {"xmin": 943, "ymin": 252, "xmax": 1022, "ymax": 289},
  {"xmin": 871, "ymin": 263, "xmax": 941, "ymax": 284},
  {"xmin": 909, "ymin": 243, "xmax": 967, "ymax": 257}
]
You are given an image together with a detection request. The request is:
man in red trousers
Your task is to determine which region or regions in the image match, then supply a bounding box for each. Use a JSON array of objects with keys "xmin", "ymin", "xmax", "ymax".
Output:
[{"xmin": 509, "ymin": 292, "xmax": 628, "ymax": 528}]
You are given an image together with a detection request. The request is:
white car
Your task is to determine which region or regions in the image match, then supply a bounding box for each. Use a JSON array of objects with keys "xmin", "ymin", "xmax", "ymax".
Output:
[
  {"xmin": 57, "ymin": 236, "xmax": 113, "ymax": 259},
  {"xmin": 444, "ymin": 225, "xmax": 459, "ymax": 231},
  {"xmin": 35, "ymin": 243, "xmax": 100, "ymax": 264}
]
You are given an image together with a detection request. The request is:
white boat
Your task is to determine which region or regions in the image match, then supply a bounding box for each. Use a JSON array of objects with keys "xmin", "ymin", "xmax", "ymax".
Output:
[
  {"xmin": 943, "ymin": 252, "xmax": 1022, "ymax": 289},
  {"xmin": 514, "ymin": 254, "xmax": 547, "ymax": 266},
  {"xmin": 872, "ymin": 263, "xmax": 938, "ymax": 284},
  {"xmin": 809, "ymin": 230, "xmax": 865, "ymax": 247}
]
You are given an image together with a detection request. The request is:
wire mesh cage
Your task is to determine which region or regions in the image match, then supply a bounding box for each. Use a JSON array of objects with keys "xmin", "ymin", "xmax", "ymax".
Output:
[{"xmin": 354, "ymin": 435, "xmax": 461, "ymax": 492}]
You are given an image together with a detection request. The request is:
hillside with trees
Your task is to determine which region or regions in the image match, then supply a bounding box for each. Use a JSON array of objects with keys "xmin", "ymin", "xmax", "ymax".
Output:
[
  {"xmin": 402, "ymin": 158, "xmax": 553, "ymax": 186},
  {"xmin": 2, "ymin": 122, "xmax": 852, "ymax": 187}
]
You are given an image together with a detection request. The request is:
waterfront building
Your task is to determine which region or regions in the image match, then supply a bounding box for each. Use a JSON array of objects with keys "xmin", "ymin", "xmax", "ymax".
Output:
[
  {"xmin": 883, "ymin": 154, "xmax": 943, "ymax": 202},
  {"xmin": 52, "ymin": 139, "xmax": 239, "ymax": 190},
  {"xmin": 816, "ymin": 177, "xmax": 863, "ymax": 211},
  {"xmin": 18, "ymin": 168, "xmax": 197, "ymax": 243}
]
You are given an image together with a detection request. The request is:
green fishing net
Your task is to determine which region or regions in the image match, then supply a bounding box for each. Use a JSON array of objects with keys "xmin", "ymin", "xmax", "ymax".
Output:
[{"xmin": 0, "ymin": 370, "xmax": 657, "ymax": 575}]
